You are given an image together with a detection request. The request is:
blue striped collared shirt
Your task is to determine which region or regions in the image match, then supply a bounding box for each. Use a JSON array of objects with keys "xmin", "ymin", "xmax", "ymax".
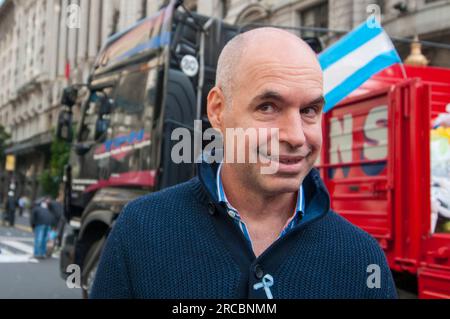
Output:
[{"xmin": 216, "ymin": 162, "xmax": 306, "ymax": 249}]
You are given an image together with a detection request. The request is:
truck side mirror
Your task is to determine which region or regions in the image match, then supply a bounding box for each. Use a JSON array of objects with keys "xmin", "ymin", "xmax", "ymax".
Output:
[
  {"xmin": 56, "ymin": 108, "xmax": 73, "ymax": 142},
  {"xmin": 61, "ymin": 86, "xmax": 79, "ymax": 107}
]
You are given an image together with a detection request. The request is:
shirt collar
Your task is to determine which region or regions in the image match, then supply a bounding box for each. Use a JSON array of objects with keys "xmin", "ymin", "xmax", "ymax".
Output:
[{"xmin": 216, "ymin": 162, "xmax": 306, "ymax": 216}]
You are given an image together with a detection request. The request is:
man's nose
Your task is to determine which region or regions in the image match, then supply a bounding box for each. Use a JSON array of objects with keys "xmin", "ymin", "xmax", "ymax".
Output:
[{"xmin": 279, "ymin": 112, "xmax": 306, "ymax": 149}]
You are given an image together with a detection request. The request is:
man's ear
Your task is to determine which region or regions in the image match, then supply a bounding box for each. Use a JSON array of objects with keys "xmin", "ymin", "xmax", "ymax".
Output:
[{"xmin": 207, "ymin": 87, "xmax": 226, "ymax": 130}]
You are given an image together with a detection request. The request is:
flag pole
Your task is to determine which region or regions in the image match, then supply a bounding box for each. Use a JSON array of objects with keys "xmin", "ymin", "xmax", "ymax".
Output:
[{"xmin": 399, "ymin": 63, "xmax": 408, "ymax": 79}]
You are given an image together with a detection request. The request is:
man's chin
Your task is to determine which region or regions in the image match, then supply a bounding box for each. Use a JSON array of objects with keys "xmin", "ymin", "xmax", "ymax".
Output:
[{"xmin": 258, "ymin": 173, "xmax": 304, "ymax": 194}]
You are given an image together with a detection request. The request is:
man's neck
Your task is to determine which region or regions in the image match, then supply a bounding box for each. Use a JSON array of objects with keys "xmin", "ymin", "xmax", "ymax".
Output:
[
  {"xmin": 220, "ymin": 164, "xmax": 297, "ymax": 224},
  {"xmin": 220, "ymin": 163, "xmax": 298, "ymax": 257}
]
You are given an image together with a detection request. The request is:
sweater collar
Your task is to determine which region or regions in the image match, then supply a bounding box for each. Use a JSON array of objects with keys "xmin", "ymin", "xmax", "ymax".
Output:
[{"xmin": 197, "ymin": 160, "xmax": 331, "ymax": 222}]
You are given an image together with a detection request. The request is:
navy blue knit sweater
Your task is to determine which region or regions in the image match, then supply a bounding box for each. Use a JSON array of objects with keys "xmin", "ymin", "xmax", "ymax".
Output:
[{"xmin": 91, "ymin": 162, "xmax": 397, "ymax": 299}]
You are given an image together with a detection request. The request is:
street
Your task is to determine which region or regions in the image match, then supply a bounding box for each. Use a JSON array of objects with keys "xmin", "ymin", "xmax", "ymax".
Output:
[{"xmin": 0, "ymin": 213, "xmax": 81, "ymax": 299}]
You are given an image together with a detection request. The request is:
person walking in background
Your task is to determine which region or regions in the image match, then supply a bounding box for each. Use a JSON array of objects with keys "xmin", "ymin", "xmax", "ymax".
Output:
[
  {"xmin": 31, "ymin": 198, "xmax": 54, "ymax": 259},
  {"xmin": 5, "ymin": 191, "xmax": 16, "ymax": 227},
  {"xmin": 0, "ymin": 193, "xmax": 6, "ymax": 226},
  {"xmin": 18, "ymin": 196, "xmax": 26, "ymax": 217}
]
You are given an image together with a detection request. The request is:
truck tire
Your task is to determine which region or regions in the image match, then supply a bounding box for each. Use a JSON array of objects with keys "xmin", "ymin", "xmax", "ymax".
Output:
[{"xmin": 81, "ymin": 236, "xmax": 105, "ymax": 299}]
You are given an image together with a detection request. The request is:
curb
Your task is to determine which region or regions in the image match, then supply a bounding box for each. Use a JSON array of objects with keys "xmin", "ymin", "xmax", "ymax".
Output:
[{"xmin": 15, "ymin": 224, "xmax": 33, "ymax": 233}]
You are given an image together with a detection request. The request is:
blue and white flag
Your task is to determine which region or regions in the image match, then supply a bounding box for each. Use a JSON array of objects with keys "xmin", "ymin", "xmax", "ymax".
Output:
[{"xmin": 319, "ymin": 21, "xmax": 402, "ymax": 112}]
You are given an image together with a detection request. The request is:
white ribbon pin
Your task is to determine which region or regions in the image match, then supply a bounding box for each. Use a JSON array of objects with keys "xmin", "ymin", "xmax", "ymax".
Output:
[{"xmin": 253, "ymin": 274, "xmax": 274, "ymax": 299}]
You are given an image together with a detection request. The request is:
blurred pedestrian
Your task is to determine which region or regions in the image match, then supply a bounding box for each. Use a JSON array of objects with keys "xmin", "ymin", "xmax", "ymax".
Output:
[
  {"xmin": 31, "ymin": 198, "xmax": 54, "ymax": 259},
  {"xmin": 5, "ymin": 191, "xmax": 16, "ymax": 227},
  {"xmin": 18, "ymin": 196, "xmax": 26, "ymax": 217},
  {"xmin": 1, "ymin": 194, "xmax": 5, "ymax": 226}
]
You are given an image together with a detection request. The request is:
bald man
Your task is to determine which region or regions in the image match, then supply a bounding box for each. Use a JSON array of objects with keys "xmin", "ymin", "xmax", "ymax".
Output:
[{"xmin": 92, "ymin": 28, "xmax": 397, "ymax": 299}]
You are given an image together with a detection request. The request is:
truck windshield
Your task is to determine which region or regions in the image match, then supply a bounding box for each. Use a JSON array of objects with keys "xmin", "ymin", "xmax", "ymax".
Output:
[
  {"xmin": 78, "ymin": 67, "xmax": 153, "ymax": 144},
  {"xmin": 108, "ymin": 68, "xmax": 156, "ymax": 138},
  {"xmin": 111, "ymin": 70, "xmax": 148, "ymax": 124}
]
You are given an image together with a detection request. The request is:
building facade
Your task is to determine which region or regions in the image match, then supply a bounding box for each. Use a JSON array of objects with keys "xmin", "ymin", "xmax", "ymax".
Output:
[
  {"xmin": 0, "ymin": 0, "xmax": 169, "ymax": 200},
  {"xmin": 197, "ymin": 0, "xmax": 450, "ymax": 66}
]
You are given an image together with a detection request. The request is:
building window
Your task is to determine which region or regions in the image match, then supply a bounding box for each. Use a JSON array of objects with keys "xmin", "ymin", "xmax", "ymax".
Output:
[
  {"xmin": 111, "ymin": 9, "xmax": 120, "ymax": 36},
  {"xmin": 48, "ymin": 113, "xmax": 53, "ymax": 130},
  {"xmin": 236, "ymin": 4, "xmax": 269, "ymax": 25},
  {"xmin": 298, "ymin": 1, "xmax": 329, "ymax": 38},
  {"xmin": 220, "ymin": 0, "xmax": 230, "ymax": 19},
  {"xmin": 375, "ymin": 0, "xmax": 385, "ymax": 14},
  {"xmin": 141, "ymin": 0, "xmax": 148, "ymax": 19}
]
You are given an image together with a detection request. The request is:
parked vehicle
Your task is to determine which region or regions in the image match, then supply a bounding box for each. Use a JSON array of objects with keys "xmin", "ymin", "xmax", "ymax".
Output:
[
  {"xmin": 56, "ymin": 1, "xmax": 238, "ymax": 297},
  {"xmin": 318, "ymin": 64, "xmax": 450, "ymax": 298}
]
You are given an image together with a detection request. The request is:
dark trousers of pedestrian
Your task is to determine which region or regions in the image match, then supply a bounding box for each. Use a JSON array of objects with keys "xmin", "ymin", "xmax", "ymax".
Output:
[
  {"xmin": 8, "ymin": 209, "xmax": 15, "ymax": 227},
  {"xmin": 1, "ymin": 210, "xmax": 6, "ymax": 225},
  {"xmin": 34, "ymin": 225, "xmax": 50, "ymax": 258}
]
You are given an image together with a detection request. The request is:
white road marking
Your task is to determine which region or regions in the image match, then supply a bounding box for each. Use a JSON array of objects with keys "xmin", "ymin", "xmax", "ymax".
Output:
[
  {"xmin": 0, "ymin": 236, "xmax": 34, "ymax": 242},
  {"xmin": 0, "ymin": 247, "xmax": 14, "ymax": 255},
  {"xmin": 1, "ymin": 240, "xmax": 34, "ymax": 255},
  {"xmin": 0, "ymin": 255, "xmax": 38, "ymax": 263},
  {"xmin": 0, "ymin": 234, "xmax": 58, "ymax": 263}
]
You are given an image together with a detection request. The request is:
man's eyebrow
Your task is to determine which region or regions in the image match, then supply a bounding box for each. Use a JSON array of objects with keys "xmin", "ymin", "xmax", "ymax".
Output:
[
  {"xmin": 251, "ymin": 91, "xmax": 325, "ymax": 108},
  {"xmin": 252, "ymin": 90, "xmax": 287, "ymax": 104},
  {"xmin": 305, "ymin": 96, "xmax": 325, "ymax": 107}
]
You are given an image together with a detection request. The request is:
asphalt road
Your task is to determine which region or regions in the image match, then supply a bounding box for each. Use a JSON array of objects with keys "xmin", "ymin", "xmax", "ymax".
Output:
[{"xmin": 0, "ymin": 211, "xmax": 81, "ymax": 299}]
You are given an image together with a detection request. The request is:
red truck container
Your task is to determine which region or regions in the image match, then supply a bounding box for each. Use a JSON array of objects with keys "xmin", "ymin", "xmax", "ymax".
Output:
[{"xmin": 318, "ymin": 64, "xmax": 450, "ymax": 299}]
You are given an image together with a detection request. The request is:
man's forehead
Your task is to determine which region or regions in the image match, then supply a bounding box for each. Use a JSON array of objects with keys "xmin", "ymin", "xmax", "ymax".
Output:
[
  {"xmin": 239, "ymin": 60, "xmax": 323, "ymax": 101},
  {"xmin": 235, "ymin": 37, "xmax": 322, "ymax": 92},
  {"xmin": 230, "ymin": 28, "xmax": 320, "ymax": 73},
  {"xmin": 244, "ymin": 60, "xmax": 322, "ymax": 81}
]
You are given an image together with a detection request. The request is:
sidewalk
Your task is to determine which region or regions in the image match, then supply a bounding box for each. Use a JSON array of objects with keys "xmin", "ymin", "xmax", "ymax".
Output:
[
  {"xmin": 14, "ymin": 213, "xmax": 33, "ymax": 233},
  {"xmin": 1, "ymin": 210, "xmax": 33, "ymax": 233}
]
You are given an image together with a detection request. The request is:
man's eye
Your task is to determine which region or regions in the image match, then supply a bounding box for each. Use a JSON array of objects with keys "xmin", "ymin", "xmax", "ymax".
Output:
[
  {"xmin": 257, "ymin": 104, "xmax": 276, "ymax": 113},
  {"xmin": 301, "ymin": 106, "xmax": 318, "ymax": 117}
]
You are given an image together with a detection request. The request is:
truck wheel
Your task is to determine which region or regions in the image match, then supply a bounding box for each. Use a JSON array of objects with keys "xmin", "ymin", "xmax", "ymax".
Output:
[{"xmin": 81, "ymin": 237, "xmax": 105, "ymax": 299}]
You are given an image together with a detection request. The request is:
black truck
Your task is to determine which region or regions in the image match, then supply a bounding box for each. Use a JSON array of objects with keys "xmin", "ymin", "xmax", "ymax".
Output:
[
  {"xmin": 56, "ymin": 0, "xmax": 322, "ymax": 297},
  {"xmin": 56, "ymin": 1, "xmax": 238, "ymax": 297}
]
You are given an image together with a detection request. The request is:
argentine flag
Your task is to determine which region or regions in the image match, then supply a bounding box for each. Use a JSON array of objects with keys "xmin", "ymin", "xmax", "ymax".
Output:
[{"xmin": 319, "ymin": 21, "xmax": 402, "ymax": 112}]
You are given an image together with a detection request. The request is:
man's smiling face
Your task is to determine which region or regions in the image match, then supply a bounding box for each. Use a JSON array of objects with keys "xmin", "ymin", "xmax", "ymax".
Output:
[{"xmin": 209, "ymin": 28, "xmax": 324, "ymax": 196}]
